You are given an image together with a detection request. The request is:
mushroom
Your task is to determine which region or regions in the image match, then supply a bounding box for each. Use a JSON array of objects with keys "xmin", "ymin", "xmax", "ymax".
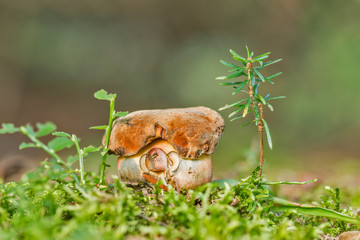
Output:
[{"xmin": 105, "ymin": 106, "xmax": 225, "ymax": 190}]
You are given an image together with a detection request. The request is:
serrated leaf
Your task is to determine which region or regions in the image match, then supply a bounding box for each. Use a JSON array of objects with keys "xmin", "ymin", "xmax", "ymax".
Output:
[
  {"xmin": 229, "ymin": 49, "xmax": 246, "ymax": 62},
  {"xmin": 254, "ymin": 69, "xmax": 265, "ymax": 82},
  {"xmin": 232, "ymin": 81, "xmax": 247, "ymax": 95},
  {"xmin": 94, "ymin": 89, "xmax": 116, "ymax": 101},
  {"xmin": 52, "ymin": 131, "xmax": 71, "ymax": 138},
  {"xmin": 35, "ymin": 122, "xmax": 57, "ymax": 137},
  {"xmin": 219, "ymin": 99, "xmax": 247, "ymax": 111},
  {"xmin": 48, "ymin": 137, "xmax": 74, "ymax": 152},
  {"xmin": 262, "ymin": 119, "xmax": 273, "ymax": 150},
  {"xmin": 19, "ymin": 142, "xmax": 37, "ymax": 150},
  {"xmin": 83, "ymin": 145, "xmax": 102, "ymax": 153},
  {"xmin": 219, "ymin": 60, "xmax": 239, "ymax": 69},
  {"xmin": 0, "ymin": 123, "xmax": 20, "ymax": 134},
  {"xmin": 90, "ymin": 125, "xmax": 108, "ymax": 130},
  {"xmin": 114, "ymin": 111, "xmax": 128, "ymax": 118}
]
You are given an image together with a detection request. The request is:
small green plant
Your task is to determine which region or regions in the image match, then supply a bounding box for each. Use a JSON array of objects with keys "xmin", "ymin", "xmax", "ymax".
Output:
[
  {"xmin": 51, "ymin": 131, "xmax": 101, "ymax": 185},
  {"xmin": 90, "ymin": 89, "xmax": 128, "ymax": 185},
  {"xmin": 0, "ymin": 122, "xmax": 80, "ymax": 184},
  {"xmin": 217, "ymin": 46, "xmax": 284, "ymax": 176}
]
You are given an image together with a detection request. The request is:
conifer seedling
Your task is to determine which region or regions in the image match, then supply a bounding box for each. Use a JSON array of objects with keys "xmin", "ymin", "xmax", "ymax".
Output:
[{"xmin": 217, "ymin": 46, "xmax": 284, "ymax": 176}]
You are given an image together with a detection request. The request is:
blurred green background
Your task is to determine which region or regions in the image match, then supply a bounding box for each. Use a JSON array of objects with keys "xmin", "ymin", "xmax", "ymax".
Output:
[{"xmin": 0, "ymin": 1, "xmax": 359, "ymax": 185}]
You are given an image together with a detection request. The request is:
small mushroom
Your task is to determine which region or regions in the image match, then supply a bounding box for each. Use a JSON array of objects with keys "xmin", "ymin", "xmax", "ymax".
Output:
[{"xmin": 105, "ymin": 106, "xmax": 225, "ymax": 190}]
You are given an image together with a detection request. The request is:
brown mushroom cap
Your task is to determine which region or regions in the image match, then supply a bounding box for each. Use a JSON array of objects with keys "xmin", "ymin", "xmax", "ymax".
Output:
[{"xmin": 106, "ymin": 106, "xmax": 225, "ymax": 159}]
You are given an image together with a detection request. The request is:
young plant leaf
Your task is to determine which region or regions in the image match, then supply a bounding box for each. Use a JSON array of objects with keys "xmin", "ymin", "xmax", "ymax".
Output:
[
  {"xmin": 219, "ymin": 99, "xmax": 247, "ymax": 111},
  {"xmin": 229, "ymin": 49, "xmax": 246, "ymax": 62},
  {"xmin": 265, "ymin": 72, "xmax": 282, "ymax": 80},
  {"xmin": 216, "ymin": 69, "xmax": 245, "ymax": 80},
  {"xmin": 0, "ymin": 123, "xmax": 20, "ymax": 134},
  {"xmin": 266, "ymin": 96, "xmax": 286, "ymax": 101},
  {"xmin": 253, "ymin": 52, "xmax": 271, "ymax": 60},
  {"xmin": 245, "ymin": 46, "xmax": 250, "ymax": 59},
  {"xmin": 24, "ymin": 124, "xmax": 36, "ymax": 136},
  {"xmin": 83, "ymin": 145, "xmax": 102, "ymax": 153},
  {"xmin": 52, "ymin": 131, "xmax": 71, "ymax": 138},
  {"xmin": 228, "ymin": 105, "xmax": 245, "ymax": 118},
  {"xmin": 250, "ymin": 71, "xmax": 255, "ymax": 86},
  {"xmin": 232, "ymin": 81, "xmax": 247, "ymax": 95},
  {"xmin": 89, "ymin": 125, "xmax": 108, "ymax": 130},
  {"xmin": 257, "ymin": 94, "xmax": 267, "ymax": 105},
  {"xmin": 219, "ymin": 81, "xmax": 242, "ymax": 86},
  {"xmin": 114, "ymin": 111, "xmax": 128, "ymax": 118},
  {"xmin": 48, "ymin": 137, "xmax": 74, "ymax": 152},
  {"xmin": 253, "ymin": 83, "xmax": 260, "ymax": 95},
  {"xmin": 19, "ymin": 142, "xmax": 37, "ymax": 150},
  {"xmin": 266, "ymin": 103, "xmax": 274, "ymax": 111},
  {"xmin": 230, "ymin": 115, "xmax": 243, "ymax": 122},
  {"xmin": 219, "ymin": 60, "xmax": 239, "ymax": 69},
  {"xmin": 241, "ymin": 120, "xmax": 255, "ymax": 127},
  {"xmin": 242, "ymin": 98, "xmax": 251, "ymax": 118},
  {"xmin": 35, "ymin": 122, "xmax": 57, "ymax": 137},
  {"xmin": 263, "ymin": 59, "xmax": 282, "ymax": 67},
  {"xmin": 94, "ymin": 89, "xmax": 116, "ymax": 101},
  {"xmin": 253, "ymin": 69, "xmax": 265, "ymax": 82},
  {"xmin": 254, "ymin": 106, "xmax": 260, "ymax": 124},
  {"xmin": 262, "ymin": 119, "xmax": 273, "ymax": 150}
]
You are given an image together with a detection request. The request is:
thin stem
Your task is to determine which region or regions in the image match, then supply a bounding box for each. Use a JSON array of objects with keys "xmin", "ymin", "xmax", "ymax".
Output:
[
  {"xmin": 99, "ymin": 98, "xmax": 116, "ymax": 185},
  {"xmin": 72, "ymin": 135, "xmax": 85, "ymax": 185},
  {"xmin": 246, "ymin": 61, "xmax": 265, "ymax": 177},
  {"xmin": 19, "ymin": 126, "xmax": 80, "ymax": 185},
  {"xmin": 257, "ymin": 103, "xmax": 264, "ymax": 177}
]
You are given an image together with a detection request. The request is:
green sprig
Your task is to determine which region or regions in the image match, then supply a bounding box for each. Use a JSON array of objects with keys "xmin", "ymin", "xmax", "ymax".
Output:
[{"xmin": 92, "ymin": 89, "xmax": 128, "ymax": 185}]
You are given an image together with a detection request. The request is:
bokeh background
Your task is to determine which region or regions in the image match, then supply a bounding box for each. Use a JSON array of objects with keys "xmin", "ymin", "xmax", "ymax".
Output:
[{"xmin": 1, "ymin": 1, "xmax": 359, "ymax": 186}]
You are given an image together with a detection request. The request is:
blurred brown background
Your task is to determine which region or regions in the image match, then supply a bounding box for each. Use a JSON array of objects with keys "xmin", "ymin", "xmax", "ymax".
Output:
[{"xmin": 1, "ymin": 1, "xmax": 359, "ymax": 184}]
